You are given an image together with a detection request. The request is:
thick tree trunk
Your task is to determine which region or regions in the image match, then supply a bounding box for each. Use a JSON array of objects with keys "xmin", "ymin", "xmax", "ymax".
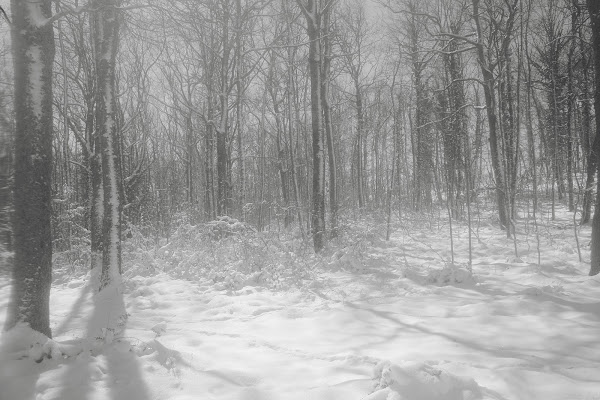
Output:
[
  {"xmin": 5, "ymin": 0, "xmax": 55, "ymax": 337},
  {"xmin": 90, "ymin": 150, "xmax": 103, "ymax": 271},
  {"xmin": 587, "ymin": 0, "xmax": 600, "ymax": 276},
  {"xmin": 298, "ymin": 0, "xmax": 326, "ymax": 252},
  {"xmin": 0, "ymin": 124, "xmax": 10, "ymax": 257},
  {"xmin": 92, "ymin": 0, "xmax": 123, "ymax": 289},
  {"xmin": 581, "ymin": 29, "xmax": 594, "ymax": 224}
]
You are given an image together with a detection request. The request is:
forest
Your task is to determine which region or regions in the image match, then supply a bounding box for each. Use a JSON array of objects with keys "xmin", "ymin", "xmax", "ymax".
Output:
[{"xmin": 1, "ymin": 0, "xmax": 600, "ymax": 399}]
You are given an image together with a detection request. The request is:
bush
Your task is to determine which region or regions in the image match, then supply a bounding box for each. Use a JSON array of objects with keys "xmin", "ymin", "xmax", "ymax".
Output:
[{"xmin": 125, "ymin": 217, "xmax": 315, "ymax": 290}]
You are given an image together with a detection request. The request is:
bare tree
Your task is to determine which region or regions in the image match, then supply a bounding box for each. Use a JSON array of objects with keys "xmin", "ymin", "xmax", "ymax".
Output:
[
  {"xmin": 296, "ymin": 0, "xmax": 335, "ymax": 252},
  {"xmin": 471, "ymin": 0, "xmax": 519, "ymax": 232}
]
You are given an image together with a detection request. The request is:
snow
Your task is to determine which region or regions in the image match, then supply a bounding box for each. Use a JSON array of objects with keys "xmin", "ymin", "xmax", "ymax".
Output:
[
  {"xmin": 25, "ymin": 2, "xmax": 49, "ymax": 28},
  {"xmin": 1, "ymin": 206, "xmax": 600, "ymax": 400},
  {"xmin": 26, "ymin": 45, "xmax": 43, "ymax": 119}
]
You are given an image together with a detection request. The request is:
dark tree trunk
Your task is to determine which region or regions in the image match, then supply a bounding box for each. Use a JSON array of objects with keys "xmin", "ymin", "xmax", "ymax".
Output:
[
  {"xmin": 0, "ymin": 122, "xmax": 11, "ymax": 259},
  {"xmin": 355, "ymin": 82, "xmax": 365, "ymax": 208},
  {"xmin": 285, "ymin": 12, "xmax": 304, "ymax": 236},
  {"xmin": 5, "ymin": 0, "xmax": 55, "ymax": 337},
  {"xmin": 270, "ymin": 81, "xmax": 292, "ymax": 228},
  {"xmin": 587, "ymin": 0, "xmax": 600, "ymax": 276},
  {"xmin": 298, "ymin": 0, "xmax": 326, "ymax": 253},
  {"xmin": 321, "ymin": 6, "xmax": 337, "ymax": 238},
  {"xmin": 580, "ymin": 14, "xmax": 594, "ymax": 224},
  {"xmin": 217, "ymin": 1, "xmax": 232, "ymax": 216},
  {"xmin": 408, "ymin": 6, "xmax": 433, "ymax": 209},
  {"xmin": 235, "ymin": 0, "xmax": 245, "ymax": 219},
  {"xmin": 472, "ymin": 0, "xmax": 509, "ymax": 231}
]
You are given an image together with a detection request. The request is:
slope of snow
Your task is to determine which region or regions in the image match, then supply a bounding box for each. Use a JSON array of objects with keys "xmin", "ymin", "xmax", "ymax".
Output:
[{"xmin": 1, "ymin": 206, "xmax": 599, "ymax": 400}]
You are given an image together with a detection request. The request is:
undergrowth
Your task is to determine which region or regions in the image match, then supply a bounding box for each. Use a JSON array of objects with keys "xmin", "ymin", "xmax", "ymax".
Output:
[{"xmin": 50, "ymin": 203, "xmax": 588, "ymax": 290}]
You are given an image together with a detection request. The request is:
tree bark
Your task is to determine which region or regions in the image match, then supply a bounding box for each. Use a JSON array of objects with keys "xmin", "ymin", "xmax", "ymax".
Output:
[
  {"xmin": 298, "ymin": 0, "xmax": 326, "ymax": 253},
  {"xmin": 587, "ymin": 0, "xmax": 600, "ymax": 276},
  {"xmin": 92, "ymin": 0, "xmax": 123, "ymax": 289},
  {"xmin": 217, "ymin": 1, "xmax": 233, "ymax": 216},
  {"xmin": 5, "ymin": 0, "xmax": 55, "ymax": 337},
  {"xmin": 320, "ymin": 5, "xmax": 337, "ymax": 238}
]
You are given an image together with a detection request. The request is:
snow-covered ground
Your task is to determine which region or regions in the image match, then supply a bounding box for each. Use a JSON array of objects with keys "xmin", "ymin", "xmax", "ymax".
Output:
[{"xmin": 1, "ymin": 206, "xmax": 600, "ymax": 400}]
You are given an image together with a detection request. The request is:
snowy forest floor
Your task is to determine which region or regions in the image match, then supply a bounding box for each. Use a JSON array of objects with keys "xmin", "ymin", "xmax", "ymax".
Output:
[{"xmin": 1, "ymin": 203, "xmax": 600, "ymax": 400}]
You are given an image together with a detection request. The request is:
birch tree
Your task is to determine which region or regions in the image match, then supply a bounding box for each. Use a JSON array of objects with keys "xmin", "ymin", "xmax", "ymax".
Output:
[{"xmin": 91, "ymin": 0, "xmax": 123, "ymax": 289}]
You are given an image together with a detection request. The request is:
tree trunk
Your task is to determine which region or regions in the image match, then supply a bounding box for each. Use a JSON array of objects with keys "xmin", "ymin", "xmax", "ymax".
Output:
[
  {"xmin": 580, "ymin": 13, "xmax": 594, "ymax": 224},
  {"xmin": 321, "ymin": 6, "xmax": 337, "ymax": 238},
  {"xmin": 217, "ymin": 1, "xmax": 232, "ymax": 216},
  {"xmin": 472, "ymin": 0, "xmax": 509, "ymax": 231},
  {"xmin": 235, "ymin": 0, "xmax": 245, "ymax": 219},
  {"xmin": 0, "ymin": 116, "xmax": 11, "ymax": 258},
  {"xmin": 355, "ymin": 81, "xmax": 365, "ymax": 208},
  {"xmin": 298, "ymin": 0, "xmax": 326, "ymax": 253},
  {"xmin": 587, "ymin": 0, "xmax": 600, "ymax": 276},
  {"xmin": 285, "ymin": 8, "xmax": 304, "ymax": 236},
  {"xmin": 407, "ymin": 4, "xmax": 433, "ymax": 210},
  {"xmin": 270, "ymin": 81, "xmax": 291, "ymax": 228},
  {"xmin": 92, "ymin": 0, "xmax": 123, "ymax": 289},
  {"xmin": 90, "ymin": 149, "xmax": 103, "ymax": 271},
  {"xmin": 5, "ymin": 0, "xmax": 55, "ymax": 337}
]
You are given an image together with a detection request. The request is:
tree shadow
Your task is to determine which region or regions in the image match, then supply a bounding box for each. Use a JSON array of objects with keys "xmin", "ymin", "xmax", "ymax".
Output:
[
  {"xmin": 470, "ymin": 279, "xmax": 600, "ymax": 318},
  {"xmin": 0, "ymin": 357, "xmax": 44, "ymax": 400},
  {"xmin": 344, "ymin": 300, "xmax": 600, "ymax": 398},
  {"xmin": 53, "ymin": 282, "xmax": 93, "ymax": 337},
  {"xmin": 54, "ymin": 279, "xmax": 151, "ymax": 400}
]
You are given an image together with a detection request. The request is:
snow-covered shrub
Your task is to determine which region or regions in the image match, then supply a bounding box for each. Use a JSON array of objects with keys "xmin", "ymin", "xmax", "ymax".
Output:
[
  {"xmin": 368, "ymin": 360, "xmax": 482, "ymax": 400},
  {"xmin": 206, "ymin": 216, "xmax": 251, "ymax": 240},
  {"xmin": 522, "ymin": 281, "xmax": 566, "ymax": 296},
  {"xmin": 122, "ymin": 223, "xmax": 158, "ymax": 278},
  {"xmin": 124, "ymin": 219, "xmax": 315, "ymax": 290},
  {"xmin": 52, "ymin": 237, "xmax": 91, "ymax": 279},
  {"xmin": 427, "ymin": 265, "xmax": 476, "ymax": 286},
  {"xmin": 51, "ymin": 204, "xmax": 91, "ymax": 277},
  {"xmin": 326, "ymin": 214, "xmax": 393, "ymax": 273}
]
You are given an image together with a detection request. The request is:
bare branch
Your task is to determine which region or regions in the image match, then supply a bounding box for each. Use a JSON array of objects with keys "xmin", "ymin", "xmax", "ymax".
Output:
[{"xmin": 0, "ymin": 5, "xmax": 11, "ymax": 25}]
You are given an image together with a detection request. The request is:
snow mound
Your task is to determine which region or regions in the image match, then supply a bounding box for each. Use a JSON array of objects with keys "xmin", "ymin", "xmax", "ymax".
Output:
[
  {"xmin": 0, "ymin": 323, "xmax": 84, "ymax": 363},
  {"xmin": 521, "ymin": 282, "xmax": 565, "ymax": 296},
  {"xmin": 0, "ymin": 323, "xmax": 50, "ymax": 361},
  {"xmin": 366, "ymin": 360, "xmax": 482, "ymax": 400},
  {"xmin": 151, "ymin": 321, "xmax": 167, "ymax": 337},
  {"xmin": 427, "ymin": 266, "xmax": 476, "ymax": 286}
]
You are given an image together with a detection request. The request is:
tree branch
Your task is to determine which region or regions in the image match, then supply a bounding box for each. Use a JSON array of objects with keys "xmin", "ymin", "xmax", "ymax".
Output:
[{"xmin": 0, "ymin": 5, "xmax": 11, "ymax": 25}]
